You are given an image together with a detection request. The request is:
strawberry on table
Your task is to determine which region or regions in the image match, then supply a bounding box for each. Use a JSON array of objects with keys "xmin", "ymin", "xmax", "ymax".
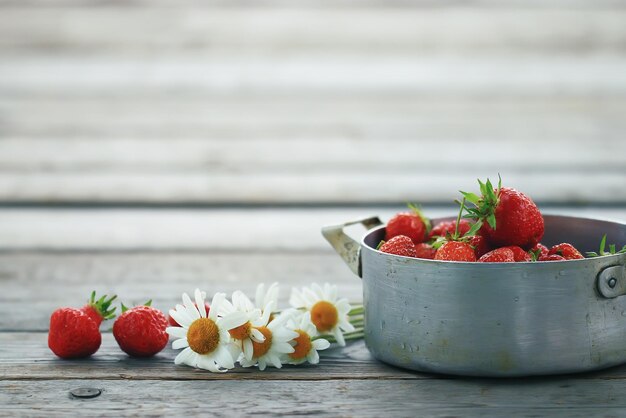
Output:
[
  {"xmin": 379, "ymin": 235, "xmax": 417, "ymax": 258},
  {"xmin": 415, "ymin": 243, "xmax": 437, "ymax": 260},
  {"xmin": 478, "ymin": 247, "xmax": 515, "ymax": 263},
  {"xmin": 548, "ymin": 243, "xmax": 584, "ymax": 260},
  {"xmin": 113, "ymin": 301, "xmax": 169, "ymax": 358},
  {"xmin": 48, "ymin": 292, "xmax": 115, "ymax": 359},
  {"xmin": 385, "ymin": 203, "xmax": 431, "ymax": 244},
  {"xmin": 462, "ymin": 176, "xmax": 544, "ymax": 249},
  {"xmin": 49, "ymin": 308, "xmax": 102, "ymax": 359}
]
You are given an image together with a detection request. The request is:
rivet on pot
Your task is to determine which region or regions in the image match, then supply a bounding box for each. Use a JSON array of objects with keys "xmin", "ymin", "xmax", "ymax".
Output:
[{"xmin": 608, "ymin": 278, "xmax": 617, "ymax": 289}]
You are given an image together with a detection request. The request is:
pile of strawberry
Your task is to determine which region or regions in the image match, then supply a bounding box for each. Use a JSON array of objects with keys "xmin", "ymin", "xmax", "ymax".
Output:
[
  {"xmin": 378, "ymin": 177, "xmax": 587, "ymax": 263},
  {"xmin": 48, "ymin": 292, "xmax": 169, "ymax": 359}
]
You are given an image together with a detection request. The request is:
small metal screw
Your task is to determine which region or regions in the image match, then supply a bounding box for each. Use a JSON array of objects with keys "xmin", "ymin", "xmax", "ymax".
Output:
[
  {"xmin": 70, "ymin": 387, "xmax": 101, "ymax": 399},
  {"xmin": 608, "ymin": 278, "xmax": 617, "ymax": 289}
]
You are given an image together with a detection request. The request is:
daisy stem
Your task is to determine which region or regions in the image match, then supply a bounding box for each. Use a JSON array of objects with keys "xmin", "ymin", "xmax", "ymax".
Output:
[
  {"xmin": 315, "ymin": 328, "xmax": 365, "ymax": 343},
  {"xmin": 348, "ymin": 306, "xmax": 364, "ymax": 316}
]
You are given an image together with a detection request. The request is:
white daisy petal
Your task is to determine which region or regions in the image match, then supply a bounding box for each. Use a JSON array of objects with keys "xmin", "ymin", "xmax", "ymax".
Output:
[
  {"xmin": 268, "ymin": 353, "xmax": 283, "ymax": 368},
  {"xmin": 172, "ymin": 338, "xmax": 189, "ymax": 350},
  {"xmin": 250, "ymin": 328, "xmax": 265, "ymax": 343},
  {"xmin": 169, "ymin": 309, "xmax": 192, "ymax": 328},
  {"xmin": 274, "ymin": 342, "xmax": 295, "ymax": 354},
  {"xmin": 307, "ymin": 349, "xmax": 320, "ymax": 364},
  {"xmin": 166, "ymin": 326, "xmax": 187, "ymax": 339},
  {"xmin": 209, "ymin": 293, "xmax": 226, "ymax": 320},
  {"xmin": 182, "ymin": 293, "xmax": 199, "ymax": 319},
  {"xmin": 243, "ymin": 338, "xmax": 254, "ymax": 361},
  {"xmin": 313, "ymin": 339, "xmax": 330, "ymax": 351},
  {"xmin": 196, "ymin": 355, "xmax": 220, "ymax": 373},
  {"xmin": 174, "ymin": 347, "xmax": 194, "ymax": 365},
  {"xmin": 219, "ymin": 311, "xmax": 249, "ymax": 330},
  {"xmin": 215, "ymin": 346, "xmax": 235, "ymax": 369},
  {"xmin": 340, "ymin": 320, "xmax": 356, "ymax": 333},
  {"xmin": 334, "ymin": 327, "xmax": 346, "ymax": 347},
  {"xmin": 195, "ymin": 289, "xmax": 206, "ymax": 318}
]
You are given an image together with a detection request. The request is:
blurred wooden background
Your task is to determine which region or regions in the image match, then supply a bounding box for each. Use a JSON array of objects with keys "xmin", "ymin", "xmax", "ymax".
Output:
[{"xmin": 0, "ymin": 0, "xmax": 625, "ymax": 206}]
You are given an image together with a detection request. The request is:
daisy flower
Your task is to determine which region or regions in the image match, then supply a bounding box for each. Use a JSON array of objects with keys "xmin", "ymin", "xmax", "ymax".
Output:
[
  {"xmin": 239, "ymin": 311, "xmax": 299, "ymax": 371},
  {"xmin": 284, "ymin": 312, "xmax": 330, "ymax": 366},
  {"xmin": 219, "ymin": 290, "xmax": 272, "ymax": 362},
  {"xmin": 167, "ymin": 289, "xmax": 248, "ymax": 372},
  {"xmin": 289, "ymin": 283, "xmax": 355, "ymax": 346},
  {"xmin": 255, "ymin": 282, "xmax": 279, "ymax": 315}
]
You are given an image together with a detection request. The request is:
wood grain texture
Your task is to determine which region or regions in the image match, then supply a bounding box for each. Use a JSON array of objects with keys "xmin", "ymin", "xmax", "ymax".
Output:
[
  {"xmin": 0, "ymin": 251, "xmax": 364, "ymax": 331},
  {"xmin": 4, "ymin": 377, "xmax": 626, "ymax": 417},
  {"xmin": 0, "ymin": 207, "xmax": 623, "ymax": 251},
  {"xmin": 1, "ymin": 9, "xmax": 626, "ymax": 54},
  {"xmin": 0, "ymin": 334, "xmax": 424, "ymax": 381}
]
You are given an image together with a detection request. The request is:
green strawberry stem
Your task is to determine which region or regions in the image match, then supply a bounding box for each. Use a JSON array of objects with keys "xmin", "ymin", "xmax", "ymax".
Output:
[
  {"xmin": 461, "ymin": 175, "xmax": 502, "ymax": 230},
  {"xmin": 407, "ymin": 202, "xmax": 431, "ymax": 234},
  {"xmin": 586, "ymin": 234, "xmax": 626, "ymax": 257},
  {"xmin": 88, "ymin": 291, "xmax": 117, "ymax": 320}
]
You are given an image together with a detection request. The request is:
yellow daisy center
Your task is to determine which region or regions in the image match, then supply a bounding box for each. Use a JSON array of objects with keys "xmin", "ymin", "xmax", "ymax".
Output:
[
  {"xmin": 252, "ymin": 326, "xmax": 273, "ymax": 358},
  {"xmin": 310, "ymin": 301, "xmax": 338, "ymax": 332},
  {"xmin": 289, "ymin": 329, "xmax": 312, "ymax": 360},
  {"xmin": 229, "ymin": 321, "xmax": 251, "ymax": 340},
  {"xmin": 187, "ymin": 317, "xmax": 220, "ymax": 355}
]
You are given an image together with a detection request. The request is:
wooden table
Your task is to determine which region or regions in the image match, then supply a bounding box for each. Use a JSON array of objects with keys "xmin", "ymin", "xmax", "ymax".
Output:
[
  {"xmin": 1, "ymin": 206, "xmax": 626, "ymax": 417},
  {"xmin": 2, "ymin": 0, "xmax": 626, "ymax": 415}
]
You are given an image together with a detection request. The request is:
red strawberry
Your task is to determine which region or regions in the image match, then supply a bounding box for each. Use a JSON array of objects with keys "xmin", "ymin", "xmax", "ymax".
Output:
[
  {"xmin": 502, "ymin": 245, "xmax": 532, "ymax": 262},
  {"xmin": 469, "ymin": 235, "xmax": 491, "ymax": 258},
  {"xmin": 385, "ymin": 204, "xmax": 430, "ymax": 243},
  {"xmin": 530, "ymin": 243, "xmax": 549, "ymax": 259},
  {"xmin": 463, "ymin": 178, "xmax": 544, "ymax": 249},
  {"xmin": 548, "ymin": 243, "xmax": 584, "ymax": 260},
  {"xmin": 435, "ymin": 241, "xmax": 477, "ymax": 262},
  {"xmin": 81, "ymin": 291, "xmax": 117, "ymax": 327},
  {"xmin": 379, "ymin": 235, "xmax": 417, "ymax": 257},
  {"xmin": 48, "ymin": 308, "xmax": 102, "ymax": 359},
  {"xmin": 429, "ymin": 219, "xmax": 472, "ymax": 239},
  {"xmin": 415, "ymin": 243, "xmax": 437, "ymax": 259},
  {"xmin": 168, "ymin": 302, "xmax": 211, "ymax": 326},
  {"xmin": 479, "ymin": 247, "xmax": 515, "ymax": 263},
  {"xmin": 539, "ymin": 254, "xmax": 566, "ymax": 262},
  {"xmin": 113, "ymin": 302, "xmax": 168, "ymax": 357}
]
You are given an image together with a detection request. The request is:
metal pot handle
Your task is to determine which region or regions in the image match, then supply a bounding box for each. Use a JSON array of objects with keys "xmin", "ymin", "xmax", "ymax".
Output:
[
  {"xmin": 321, "ymin": 216, "xmax": 383, "ymax": 278},
  {"xmin": 597, "ymin": 263, "xmax": 626, "ymax": 298}
]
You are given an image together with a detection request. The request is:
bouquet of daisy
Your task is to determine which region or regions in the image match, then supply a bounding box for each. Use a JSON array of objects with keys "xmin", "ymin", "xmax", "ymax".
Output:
[{"xmin": 167, "ymin": 283, "xmax": 364, "ymax": 372}]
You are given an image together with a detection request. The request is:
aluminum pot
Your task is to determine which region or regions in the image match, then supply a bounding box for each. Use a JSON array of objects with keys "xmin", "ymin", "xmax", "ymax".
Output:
[{"xmin": 322, "ymin": 214, "xmax": 626, "ymax": 377}]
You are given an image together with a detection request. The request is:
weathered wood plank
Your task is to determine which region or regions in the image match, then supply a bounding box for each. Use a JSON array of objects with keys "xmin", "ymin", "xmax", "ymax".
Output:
[
  {"xmin": 3, "ymin": 377, "xmax": 626, "ymax": 417},
  {"xmin": 1, "ymin": 138, "xmax": 624, "ymax": 171},
  {"xmin": 1, "ymin": 171, "xmax": 625, "ymax": 203},
  {"xmin": 2, "ymin": 0, "xmax": 626, "ymax": 9},
  {"xmin": 0, "ymin": 251, "xmax": 365, "ymax": 331},
  {"xmin": 2, "ymin": 97, "xmax": 622, "ymax": 139},
  {"xmin": 0, "ymin": 334, "xmax": 425, "ymax": 381},
  {"xmin": 0, "ymin": 208, "xmax": 623, "ymax": 251},
  {"xmin": 3, "ymin": 333, "xmax": 626, "ymax": 381},
  {"xmin": 1, "ymin": 9, "xmax": 625, "ymax": 54},
  {"xmin": 2, "ymin": 54, "xmax": 626, "ymax": 98}
]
